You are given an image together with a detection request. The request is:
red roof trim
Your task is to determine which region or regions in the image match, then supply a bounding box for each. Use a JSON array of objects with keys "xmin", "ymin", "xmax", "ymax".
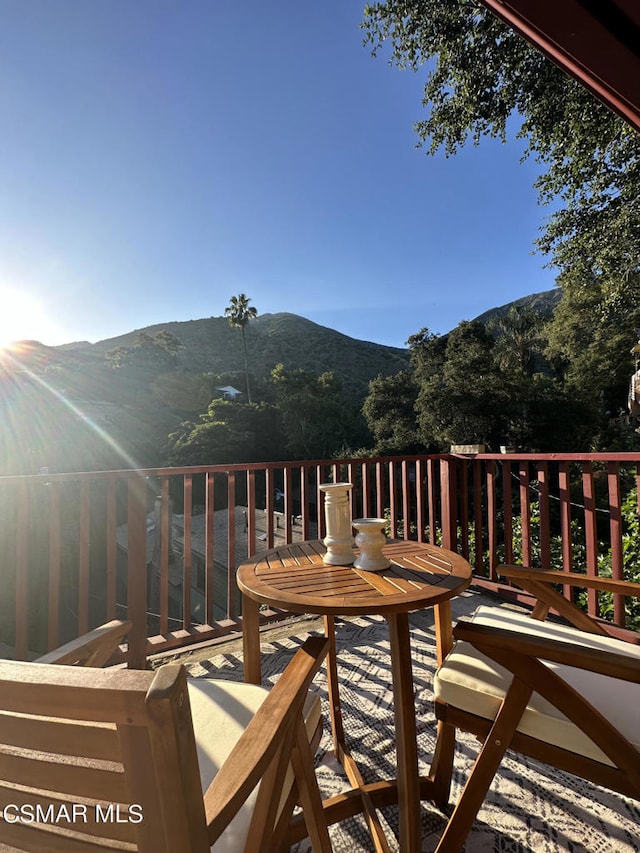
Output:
[{"xmin": 480, "ymin": 0, "xmax": 640, "ymax": 132}]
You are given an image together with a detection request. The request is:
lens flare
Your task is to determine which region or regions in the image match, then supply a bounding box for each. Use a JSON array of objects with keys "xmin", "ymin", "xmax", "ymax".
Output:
[{"xmin": 0, "ymin": 286, "xmax": 62, "ymax": 348}]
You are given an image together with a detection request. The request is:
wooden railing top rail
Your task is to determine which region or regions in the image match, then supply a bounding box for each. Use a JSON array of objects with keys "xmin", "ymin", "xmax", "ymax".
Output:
[
  {"xmin": 3, "ymin": 451, "xmax": 640, "ymax": 487},
  {"xmin": 0, "ymin": 454, "xmax": 453, "ymax": 484},
  {"xmin": 452, "ymin": 452, "xmax": 640, "ymax": 462}
]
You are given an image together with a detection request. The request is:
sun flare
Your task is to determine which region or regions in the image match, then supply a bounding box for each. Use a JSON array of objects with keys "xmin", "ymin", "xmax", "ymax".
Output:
[{"xmin": 0, "ymin": 286, "xmax": 61, "ymax": 349}]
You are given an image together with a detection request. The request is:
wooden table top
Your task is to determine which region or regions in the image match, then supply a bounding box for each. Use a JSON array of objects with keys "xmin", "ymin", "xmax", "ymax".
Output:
[{"xmin": 237, "ymin": 539, "xmax": 472, "ymax": 616}]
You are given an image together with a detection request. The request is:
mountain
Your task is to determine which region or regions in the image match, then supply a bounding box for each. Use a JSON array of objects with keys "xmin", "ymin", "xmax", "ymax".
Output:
[
  {"xmin": 54, "ymin": 287, "xmax": 561, "ymax": 395},
  {"xmin": 0, "ymin": 295, "xmax": 562, "ymax": 474},
  {"xmin": 0, "ymin": 314, "xmax": 410, "ymax": 473},
  {"xmin": 473, "ymin": 288, "xmax": 561, "ymax": 326},
  {"xmin": 59, "ymin": 313, "xmax": 411, "ymax": 401}
]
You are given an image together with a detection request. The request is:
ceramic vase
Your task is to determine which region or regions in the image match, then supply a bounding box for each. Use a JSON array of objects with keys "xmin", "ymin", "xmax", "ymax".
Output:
[
  {"xmin": 352, "ymin": 518, "xmax": 391, "ymax": 572},
  {"xmin": 319, "ymin": 482, "xmax": 354, "ymax": 565}
]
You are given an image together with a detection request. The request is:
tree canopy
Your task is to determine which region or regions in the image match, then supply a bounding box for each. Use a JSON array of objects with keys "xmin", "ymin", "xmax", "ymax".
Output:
[
  {"xmin": 361, "ymin": 308, "xmax": 600, "ymax": 454},
  {"xmin": 167, "ymin": 400, "xmax": 284, "ymax": 467},
  {"xmin": 267, "ymin": 363, "xmax": 368, "ymax": 459},
  {"xmin": 105, "ymin": 330, "xmax": 182, "ymax": 370},
  {"xmin": 362, "ymin": 370, "xmax": 421, "ymax": 455},
  {"xmin": 165, "ymin": 363, "xmax": 370, "ymax": 467},
  {"xmin": 362, "ymin": 1, "xmax": 640, "ymax": 285}
]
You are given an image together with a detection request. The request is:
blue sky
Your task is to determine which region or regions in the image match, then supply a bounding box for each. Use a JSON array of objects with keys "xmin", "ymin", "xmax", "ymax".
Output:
[{"xmin": 0, "ymin": 0, "xmax": 557, "ymax": 350}]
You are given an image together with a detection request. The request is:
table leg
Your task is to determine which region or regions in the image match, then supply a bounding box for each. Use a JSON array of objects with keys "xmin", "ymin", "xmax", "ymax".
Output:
[
  {"xmin": 325, "ymin": 615, "xmax": 391, "ymax": 853},
  {"xmin": 323, "ymin": 615, "xmax": 345, "ymax": 754},
  {"xmin": 241, "ymin": 594, "xmax": 262, "ymax": 685},
  {"xmin": 387, "ymin": 611, "xmax": 421, "ymax": 853}
]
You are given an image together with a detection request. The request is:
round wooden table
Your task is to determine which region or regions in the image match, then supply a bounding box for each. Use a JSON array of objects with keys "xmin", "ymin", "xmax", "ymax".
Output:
[{"xmin": 237, "ymin": 539, "xmax": 472, "ymax": 853}]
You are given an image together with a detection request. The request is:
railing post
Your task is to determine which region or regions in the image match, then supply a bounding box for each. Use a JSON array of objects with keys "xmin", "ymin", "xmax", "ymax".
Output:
[
  {"xmin": 227, "ymin": 473, "xmax": 236, "ymax": 619},
  {"xmin": 537, "ymin": 462, "xmax": 551, "ymax": 569},
  {"xmin": 182, "ymin": 475, "xmax": 193, "ymax": 633},
  {"xmin": 127, "ymin": 474, "xmax": 148, "ymax": 669},
  {"xmin": 486, "ymin": 461, "xmax": 497, "ymax": 580},
  {"xmin": 401, "ymin": 459, "xmax": 411, "ymax": 540},
  {"xmin": 15, "ymin": 482, "xmax": 29, "ymax": 661},
  {"xmin": 582, "ymin": 462, "xmax": 600, "ymax": 617},
  {"xmin": 47, "ymin": 482, "xmax": 61, "ymax": 651},
  {"xmin": 440, "ymin": 457, "xmax": 458, "ymax": 552},
  {"xmin": 608, "ymin": 462, "xmax": 625, "ymax": 626},
  {"xmin": 502, "ymin": 460, "xmax": 513, "ymax": 565}
]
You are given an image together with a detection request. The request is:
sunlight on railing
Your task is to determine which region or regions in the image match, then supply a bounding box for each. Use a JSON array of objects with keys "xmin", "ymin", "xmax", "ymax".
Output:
[{"xmin": 1, "ymin": 451, "xmax": 638, "ymax": 666}]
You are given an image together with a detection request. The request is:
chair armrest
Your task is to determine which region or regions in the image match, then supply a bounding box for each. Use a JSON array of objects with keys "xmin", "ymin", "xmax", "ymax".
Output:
[
  {"xmin": 34, "ymin": 619, "xmax": 132, "ymax": 666},
  {"xmin": 203, "ymin": 635, "xmax": 329, "ymax": 843},
  {"xmin": 500, "ymin": 565, "xmax": 640, "ymax": 597},
  {"xmin": 453, "ymin": 621, "xmax": 640, "ymax": 683},
  {"xmin": 498, "ymin": 565, "xmax": 640, "ymax": 635}
]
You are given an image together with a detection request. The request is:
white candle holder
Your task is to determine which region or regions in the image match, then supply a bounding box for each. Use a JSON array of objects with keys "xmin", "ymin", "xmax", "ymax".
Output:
[
  {"xmin": 352, "ymin": 518, "xmax": 391, "ymax": 572},
  {"xmin": 319, "ymin": 482, "xmax": 354, "ymax": 565}
]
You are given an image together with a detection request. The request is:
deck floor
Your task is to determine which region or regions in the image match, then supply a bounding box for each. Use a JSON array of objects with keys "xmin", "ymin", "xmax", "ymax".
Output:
[{"xmin": 184, "ymin": 587, "xmax": 640, "ymax": 852}]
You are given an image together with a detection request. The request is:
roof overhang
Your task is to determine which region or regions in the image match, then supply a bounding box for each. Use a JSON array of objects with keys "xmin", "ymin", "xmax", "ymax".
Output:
[{"xmin": 479, "ymin": 0, "xmax": 640, "ymax": 132}]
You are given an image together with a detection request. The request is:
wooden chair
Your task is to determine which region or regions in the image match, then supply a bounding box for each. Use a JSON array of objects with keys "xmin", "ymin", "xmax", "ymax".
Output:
[
  {"xmin": 0, "ymin": 635, "xmax": 332, "ymax": 852},
  {"xmin": 34, "ymin": 619, "xmax": 132, "ymax": 667},
  {"xmin": 430, "ymin": 566, "xmax": 640, "ymax": 851}
]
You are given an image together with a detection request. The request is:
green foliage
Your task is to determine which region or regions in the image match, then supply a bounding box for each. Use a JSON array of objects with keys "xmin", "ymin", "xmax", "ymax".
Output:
[
  {"xmin": 224, "ymin": 293, "xmax": 258, "ymax": 330},
  {"xmin": 1, "ymin": 316, "xmax": 402, "ymax": 473},
  {"xmin": 509, "ymin": 500, "xmax": 586, "ymax": 572},
  {"xmin": 268, "ymin": 363, "xmax": 368, "ymax": 459},
  {"xmin": 362, "ymin": 1, "xmax": 640, "ymax": 286},
  {"xmin": 166, "ymin": 400, "xmax": 284, "ymax": 466},
  {"xmin": 591, "ymin": 492, "xmax": 640, "ymax": 630},
  {"xmin": 544, "ymin": 272, "xmax": 640, "ymax": 435},
  {"xmin": 165, "ymin": 362, "xmax": 372, "ymax": 466},
  {"xmin": 360, "ymin": 310, "xmax": 596, "ymax": 453},
  {"xmin": 147, "ymin": 329, "xmax": 183, "ymax": 355},
  {"xmin": 362, "ymin": 370, "xmax": 421, "ymax": 454},
  {"xmin": 151, "ymin": 371, "xmax": 212, "ymax": 414},
  {"xmin": 410, "ymin": 322, "xmax": 509, "ymax": 449},
  {"xmin": 105, "ymin": 330, "xmax": 182, "ymax": 371},
  {"xmin": 487, "ymin": 306, "xmax": 544, "ymax": 374},
  {"xmin": 507, "ymin": 493, "xmax": 640, "ymax": 630},
  {"xmin": 362, "ymin": 1, "xmax": 640, "ymax": 438},
  {"xmin": 104, "ymin": 345, "xmax": 133, "ymax": 369}
]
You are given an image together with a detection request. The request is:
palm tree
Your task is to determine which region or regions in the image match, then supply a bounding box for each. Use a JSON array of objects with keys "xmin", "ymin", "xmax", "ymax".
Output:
[
  {"xmin": 488, "ymin": 306, "xmax": 543, "ymax": 374},
  {"xmin": 224, "ymin": 293, "xmax": 258, "ymax": 402}
]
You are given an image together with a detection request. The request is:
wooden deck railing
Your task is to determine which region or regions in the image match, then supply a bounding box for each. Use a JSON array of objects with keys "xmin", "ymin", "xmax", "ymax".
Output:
[
  {"xmin": 448, "ymin": 451, "xmax": 640, "ymax": 636},
  {"xmin": 1, "ymin": 452, "xmax": 639, "ymax": 667}
]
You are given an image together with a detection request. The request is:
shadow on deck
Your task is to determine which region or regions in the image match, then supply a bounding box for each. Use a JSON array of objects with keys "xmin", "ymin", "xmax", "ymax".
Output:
[{"xmin": 169, "ymin": 587, "xmax": 640, "ymax": 852}]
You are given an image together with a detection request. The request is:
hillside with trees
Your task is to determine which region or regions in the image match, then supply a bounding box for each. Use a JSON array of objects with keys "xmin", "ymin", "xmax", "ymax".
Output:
[
  {"xmin": 0, "ymin": 312, "xmax": 408, "ymax": 474},
  {"xmin": 65, "ymin": 312, "xmax": 409, "ymax": 402},
  {"xmin": 358, "ymin": 0, "xmax": 640, "ymax": 455},
  {"xmin": 362, "ymin": 298, "xmax": 639, "ymax": 455},
  {"xmin": 2, "ymin": 278, "xmax": 638, "ymax": 477}
]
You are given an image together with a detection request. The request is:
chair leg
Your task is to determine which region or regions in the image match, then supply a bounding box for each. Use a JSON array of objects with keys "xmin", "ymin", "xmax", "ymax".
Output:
[
  {"xmin": 430, "ymin": 720, "xmax": 456, "ymax": 810},
  {"xmin": 290, "ymin": 715, "xmax": 333, "ymax": 852},
  {"xmin": 435, "ymin": 733, "xmax": 509, "ymax": 852},
  {"xmin": 435, "ymin": 680, "xmax": 533, "ymax": 852}
]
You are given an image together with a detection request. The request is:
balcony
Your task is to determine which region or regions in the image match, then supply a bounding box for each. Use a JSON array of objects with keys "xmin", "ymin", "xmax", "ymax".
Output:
[
  {"xmin": 1, "ymin": 450, "xmax": 638, "ymax": 849},
  {"xmin": 2, "ymin": 451, "xmax": 638, "ymax": 666}
]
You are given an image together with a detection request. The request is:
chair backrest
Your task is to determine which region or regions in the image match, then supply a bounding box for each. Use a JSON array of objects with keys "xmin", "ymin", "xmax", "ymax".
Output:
[{"xmin": 0, "ymin": 635, "xmax": 330, "ymax": 853}]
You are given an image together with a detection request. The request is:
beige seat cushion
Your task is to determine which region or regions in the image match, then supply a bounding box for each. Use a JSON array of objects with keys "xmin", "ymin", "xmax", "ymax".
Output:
[
  {"xmin": 187, "ymin": 678, "xmax": 321, "ymax": 852},
  {"xmin": 434, "ymin": 605, "xmax": 640, "ymax": 765}
]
